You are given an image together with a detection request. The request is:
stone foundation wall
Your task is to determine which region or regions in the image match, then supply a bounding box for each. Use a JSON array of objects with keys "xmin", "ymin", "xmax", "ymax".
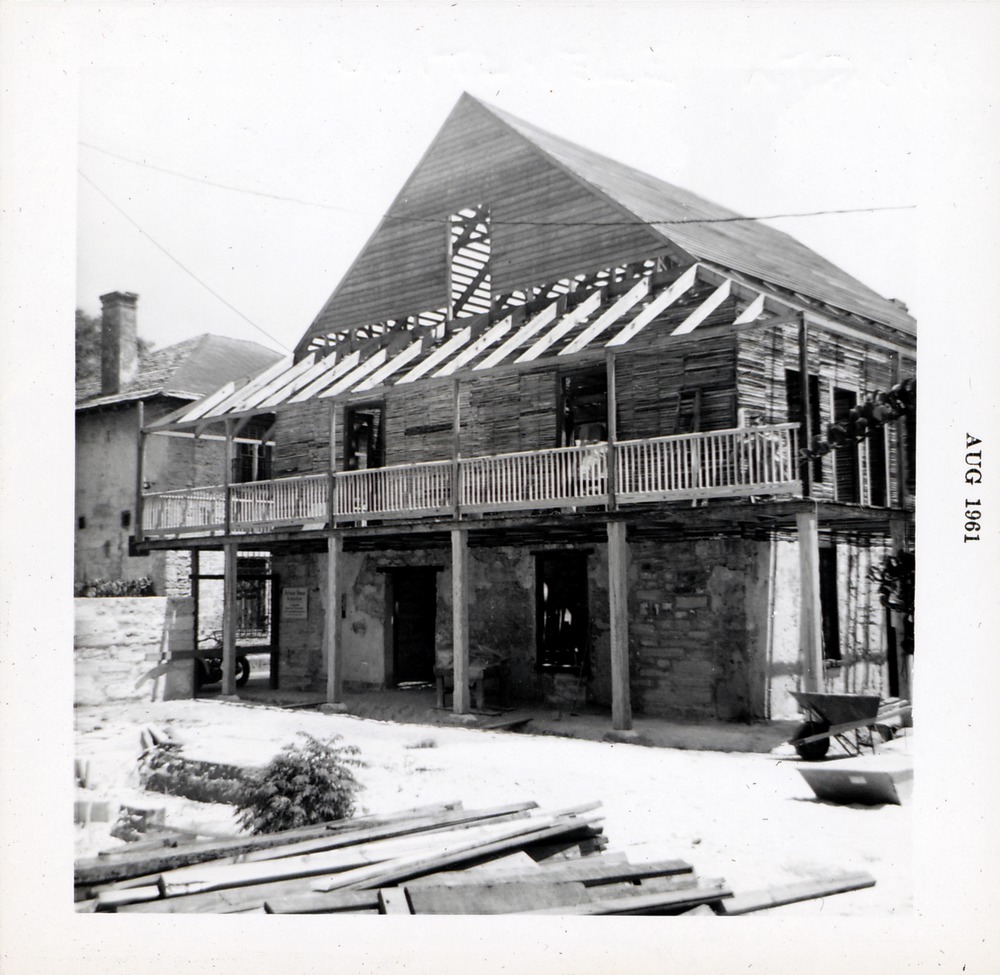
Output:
[{"xmin": 74, "ymin": 596, "xmax": 195, "ymax": 705}]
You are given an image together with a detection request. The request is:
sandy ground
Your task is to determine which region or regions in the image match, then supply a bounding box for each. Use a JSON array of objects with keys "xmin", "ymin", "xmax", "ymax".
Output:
[{"xmin": 74, "ymin": 698, "xmax": 913, "ymax": 917}]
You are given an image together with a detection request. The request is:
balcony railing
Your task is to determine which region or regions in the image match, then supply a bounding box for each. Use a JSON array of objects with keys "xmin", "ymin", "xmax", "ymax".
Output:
[{"xmin": 141, "ymin": 423, "xmax": 801, "ymax": 536}]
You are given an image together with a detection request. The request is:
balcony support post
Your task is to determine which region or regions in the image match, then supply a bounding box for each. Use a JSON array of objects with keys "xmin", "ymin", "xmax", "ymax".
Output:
[
  {"xmin": 606, "ymin": 351, "xmax": 618, "ymax": 511},
  {"xmin": 224, "ymin": 418, "xmax": 234, "ymax": 535},
  {"xmin": 796, "ymin": 509, "xmax": 823, "ymax": 692},
  {"xmin": 798, "ymin": 313, "xmax": 813, "ymax": 498},
  {"xmin": 325, "ymin": 534, "xmax": 344, "ymax": 704},
  {"xmin": 608, "ymin": 519, "xmax": 632, "ymax": 730},
  {"xmin": 451, "ymin": 528, "xmax": 471, "ymax": 714},
  {"xmin": 221, "ymin": 540, "xmax": 239, "ymax": 697},
  {"xmin": 890, "ymin": 515, "xmax": 913, "ymax": 717},
  {"xmin": 134, "ymin": 401, "xmax": 146, "ymax": 544},
  {"xmin": 452, "ymin": 377, "xmax": 462, "ymax": 518},
  {"xmin": 327, "ymin": 402, "xmax": 337, "ymax": 527}
]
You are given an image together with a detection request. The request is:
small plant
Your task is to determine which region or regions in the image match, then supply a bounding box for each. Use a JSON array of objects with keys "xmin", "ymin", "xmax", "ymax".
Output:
[
  {"xmin": 404, "ymin": 737, "xmax": 438, "ymax": 750},
  {"xmin": 233, "ymin": 733, "xmax": 364, "ymax": 835}
]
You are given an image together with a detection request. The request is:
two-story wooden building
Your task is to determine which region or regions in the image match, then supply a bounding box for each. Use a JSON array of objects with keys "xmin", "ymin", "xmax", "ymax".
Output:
[{"xmin": 136, "ymin": 94, "xmax": 915, "ymax": 728}]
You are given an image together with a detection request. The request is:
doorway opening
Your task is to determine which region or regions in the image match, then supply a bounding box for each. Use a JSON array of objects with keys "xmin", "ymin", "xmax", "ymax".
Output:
[
  {"xmin": 388, "ymin": 567, "xmax": 438, "ymax": 686},
  {"xmin": 535, "ymin": 552, "xmax": 590, "ymax": 675}
]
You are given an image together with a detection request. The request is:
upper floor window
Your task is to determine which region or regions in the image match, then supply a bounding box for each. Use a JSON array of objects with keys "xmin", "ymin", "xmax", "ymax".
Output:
[
  {"xmin": 785, "ymin": 369, "xmax": 823, "ymax": 483},
  {"xmin": 559, "ymin": 369, "xmax": 607, "ymax": 446},
  {"xmin": 449, "ymin": 204, "xmax": 491, "ymax": 319},
  {"xmin": 232, "ymin": 443, "xmax": 273, "ymax": 484}
]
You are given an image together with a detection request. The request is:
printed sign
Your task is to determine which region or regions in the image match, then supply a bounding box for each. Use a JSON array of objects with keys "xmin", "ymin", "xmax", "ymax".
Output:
[{"xmin": 282, "ymin": 587, "xmax": 308, "ymax": 620}]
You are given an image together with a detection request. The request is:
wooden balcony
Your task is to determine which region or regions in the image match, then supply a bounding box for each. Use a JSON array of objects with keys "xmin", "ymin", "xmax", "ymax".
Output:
[{"xmin": 141, "ymin": 423, "xmax": 801, "ymax": 538}]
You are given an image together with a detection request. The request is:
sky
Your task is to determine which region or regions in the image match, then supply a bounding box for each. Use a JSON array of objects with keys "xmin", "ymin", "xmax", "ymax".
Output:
[
  {"xmin": 3, "ymin": 3, "xmax": 1000, "ymax": 973},
  {"xmin": 68, "ymin": 2, "xmax": 956, "ymax": 357}
]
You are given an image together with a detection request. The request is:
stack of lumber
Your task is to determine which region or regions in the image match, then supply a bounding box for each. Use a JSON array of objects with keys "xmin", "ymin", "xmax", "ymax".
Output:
[{"xmin": 75, "ymin": 800, "xmax": 874, "ymax": 915}]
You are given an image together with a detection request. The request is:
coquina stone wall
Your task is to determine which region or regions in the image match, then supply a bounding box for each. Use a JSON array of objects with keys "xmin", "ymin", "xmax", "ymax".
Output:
[{"xmin": 74, "ymin": 596, "xmax": 195, "ymax": 706}]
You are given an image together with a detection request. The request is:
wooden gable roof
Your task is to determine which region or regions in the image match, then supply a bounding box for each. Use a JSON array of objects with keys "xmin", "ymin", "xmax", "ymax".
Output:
[{"xmin": 297, "ymin": 94, "xmax": 914, "ymax": 357}]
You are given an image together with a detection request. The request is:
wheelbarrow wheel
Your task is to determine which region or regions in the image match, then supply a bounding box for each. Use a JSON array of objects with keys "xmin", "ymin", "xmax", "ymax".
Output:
[
  {"xmin": 793, "ymin": 719, "xmax": 831, "ymax": 761},
  {"xmin": 235, "ymin": 655, "xmax": 251, "ymax": 688}
]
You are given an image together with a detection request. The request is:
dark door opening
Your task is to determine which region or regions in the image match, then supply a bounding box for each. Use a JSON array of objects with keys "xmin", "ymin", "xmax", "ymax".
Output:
[
  {"xmin": 559, "ymin": 370, "xmax": 607, "ymax": 446},
  {"xmin": 345, "ymin": 402, "xmax": 385, "ymax": 471},
  {"xmin": 818, "ymin": 546, "xmax": 841, "ymax": 662},
  {"xmin": 390, "ymin": 568, "xmax": 437, "ymax": 685},
  {"xmin": 833, "ymin": 387, "xmax": 861, "ymax": 503},
  {"xmin": 536, "ymin": 552, "xmax": 589, "ymax": 674}
]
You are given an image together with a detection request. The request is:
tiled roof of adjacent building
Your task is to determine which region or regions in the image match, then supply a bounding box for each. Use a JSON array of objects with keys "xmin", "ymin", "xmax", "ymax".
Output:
[{"xmin": 75, "ymin": 334, "xmax": 283, "ymax": 410}]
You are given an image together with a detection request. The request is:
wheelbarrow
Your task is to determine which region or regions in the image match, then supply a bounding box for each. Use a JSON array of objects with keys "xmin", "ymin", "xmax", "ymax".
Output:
[{"xmin": 787, "ymin": 691, "xmax": 911, "ymax": 760}]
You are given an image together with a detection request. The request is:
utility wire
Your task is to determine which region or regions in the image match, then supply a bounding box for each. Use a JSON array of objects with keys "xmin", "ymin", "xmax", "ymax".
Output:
[
  {"xmin": 78, "ymin": 139, "xmax": 915, "ymax": 227},
  {"xmin": 78, "ymin": 169, "xmax": 292, "ymax": 353}
]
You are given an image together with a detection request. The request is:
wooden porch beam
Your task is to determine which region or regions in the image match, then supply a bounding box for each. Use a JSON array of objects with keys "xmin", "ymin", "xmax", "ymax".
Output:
[
  {"xmin": 515, "ymin": 287, "xmax": 605, "ymax": 363},
  {"xmin": 319, "ymin": 349, "xmax": 389, "ymax": 399},
  {"xmin": 607, "ymin": 520, "xmax": 632, "ymax": 730},
  {"xmin": 474, "ymin": 299, "xmax": 562, "ymax": 370},
  {"xmin": 560, "ymin": 276, "xmax": 650, "ymax": 356},
  {"xmin": 670, "ymin": 278, "xmax": 732, "ymax": 336},
  {"xmin": 134, "ymin": 401, "xmax": 146, "ymax": 545},
  {"xmin": 396, "ymin": 328, "xmax": 472, "ymax": 385},
  {"xmin": 212, "ymin": 355, "xmax": 295, "ymax": 416},
  {"xmin": 796, "ymin": 510, "xmax": 823, "ymax": 693},
  {"xmin": 451, "ymin": 528, "xmax": 471, "ymax": 714},
  {"xmin": 353, "ymin": 338, "xmax": 424, "ymax": 392},
  {"xmin": 180, "ymin": 381, "xmax": 238, "ymax": 424},
  {"xmin": 606, "ymin": 264, "xmax": 700, "ymax": 347},
  {"xmin": 289, "ymin": 350, "xmax": 361, "ymax": 403},
  {"xmin": 325, "ymin": 534, "xmax": 344, "ymax": 704},
  {"xmin": 434, "ymin": 315, "xmax": 513, "ymax": 377}
]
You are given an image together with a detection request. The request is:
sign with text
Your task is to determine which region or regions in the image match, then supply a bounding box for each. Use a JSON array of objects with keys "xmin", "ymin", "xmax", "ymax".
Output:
[{"xmin": 282, "ymin": 587, "xmax": 308, "ymax": 620}]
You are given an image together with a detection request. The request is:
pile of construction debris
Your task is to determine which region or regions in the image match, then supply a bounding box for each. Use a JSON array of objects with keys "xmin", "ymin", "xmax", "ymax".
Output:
[{"xmin": 75, "ymin": 800, "xmax": 875, "ymax": 915}]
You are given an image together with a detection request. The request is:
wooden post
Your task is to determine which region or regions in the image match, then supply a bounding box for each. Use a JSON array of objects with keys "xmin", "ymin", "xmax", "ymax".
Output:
[
  {"xmin": 452, "ymin": 377, "xmax": 462, "ymax": 518},
  {"xmin": 134, "ymin": 401, "xmax": 146, "ymax": 544},
  {"xmin": 607, "ymin": 519, "xmax": 632, "ymax": 730},
  {"xmin": 798, "ymin": 313, "xmax": 813, "ymax": 498},
  {"xmin": 451, "ymin": 528, "xmax": 470, "ymax": 714},
  {"xmin": 324, "ymin": 534, "xmax": 343, "ymax": 704},
  {"xmin": 223, "ymin": 418, "xmax": 234, "ymax": 535},
  {"xmin": 327, "ymin": 402, "xmax": 337, "ymax": 527},
  {"xmin": 221, "ymin": 541, "xmax": 238, "ymax": 696},
  {"xmin": 606, "ymin": 351, "xmax": 618, "ymax": 511},
  {"xmin": 796, "ymin": 510, "xmax": 823, "ymax": 693}
]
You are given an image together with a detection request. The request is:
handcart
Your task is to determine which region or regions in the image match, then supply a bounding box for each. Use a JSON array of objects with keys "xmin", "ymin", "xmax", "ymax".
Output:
[{"xmin": 788, "ymin": 691, "xmax": 911, "ymax": 761}]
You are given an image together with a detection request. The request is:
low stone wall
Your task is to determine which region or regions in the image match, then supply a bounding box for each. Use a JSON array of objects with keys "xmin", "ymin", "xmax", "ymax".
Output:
[{"xmin": 74, "ymin": 596, "xmax": 195, "ymax": 706}]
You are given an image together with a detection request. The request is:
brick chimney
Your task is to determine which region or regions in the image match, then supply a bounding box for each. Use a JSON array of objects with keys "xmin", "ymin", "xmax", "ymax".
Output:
[{"xmin": 100, "ymin": 291, "xmax": 139, "ymax": 395}]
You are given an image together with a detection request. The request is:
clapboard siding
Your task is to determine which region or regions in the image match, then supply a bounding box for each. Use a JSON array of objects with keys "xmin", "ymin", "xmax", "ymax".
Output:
[
  {"xmin": 272, "ymin": 401, "xmax": 331, "ymax": 477},
  {"xmin": 736, "ymin": 323, "xmax": 911, "ymax": 503},
  {"xmin": 301, "ymin": 97, "xmax": 664, "ymax": 348}
]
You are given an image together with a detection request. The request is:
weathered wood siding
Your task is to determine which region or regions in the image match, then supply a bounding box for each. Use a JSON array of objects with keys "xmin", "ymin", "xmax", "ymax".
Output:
[
  {"xmin": 302, "ymin": 96, "xmax": 664, "ymax": 347},
  {"xmin": 272, "ymin": 402, "xmax": 331, "ymax": 477},
  {"xmin": 736, "ymin": 322, "xmax": 915, "ymax": 505}
]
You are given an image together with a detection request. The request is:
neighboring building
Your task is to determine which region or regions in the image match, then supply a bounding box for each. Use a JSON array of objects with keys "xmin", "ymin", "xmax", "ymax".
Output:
[
  {"xmin": 75, "ymin": 292, "xmax": 282, "ymax": 595},
  {"xmin": 136, "ymin": 95, "xmax": 916, "ymax": 725}
]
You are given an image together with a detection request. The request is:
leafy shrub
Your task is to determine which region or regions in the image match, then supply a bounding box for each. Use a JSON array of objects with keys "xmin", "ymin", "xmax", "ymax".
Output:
[
  {"xmin": 139, "ymin": 744, "xmax": 245, "ymax": 805},
  {"xmin": 234, "ymin": 733, "xmax": 364, "ymax": 835},
  {"xmin": 76, "ymin": 577, "xmax": 155, "ymax": 597}
]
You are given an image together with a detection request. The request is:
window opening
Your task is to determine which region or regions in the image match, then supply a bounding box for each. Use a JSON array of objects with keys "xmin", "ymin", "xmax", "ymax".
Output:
[
  {"xmin": 449, "ymin": 204, "xmax": 491, "ymax": 319},
  {"xmin": 78, "ymin": 516, "xmax": 86, "ymax": 530},
  {"xmin": 868, "ymin": 423, "xmax": 888, "ymax": 506},
  {"xmin": 818, "ymin": 545, "xmax": 841, "ymax": 661},
  {"xmin": 674, "ymin": 389, "xmax": 701, "ymax": 435},
  {"xmin": 785, "ymin": 369, "xmax": 823, "ymax": 482},
  {"xmin": 120, "ymin": 510, "xmax": 131, "ymax": 529},
  {"xmin": 232, "ymin": 442, "xmax": 273, "ymax": 483},
  {"xmin": 345, "ymin": 403, "xmax": 385, "ymax": 471},
  {"xmin": 559, "ymin": 369, "xmax": 608, "ymax": 446}
]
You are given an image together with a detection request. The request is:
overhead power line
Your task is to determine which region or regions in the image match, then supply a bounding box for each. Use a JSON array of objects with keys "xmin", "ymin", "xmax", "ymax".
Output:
[
  {"xmin": 78, "ymin": 139, "xmax": 914, "ymax": 227},
  {"xmin": 78, "ymin": 169, "xmax": 291, "ymax": 353}
]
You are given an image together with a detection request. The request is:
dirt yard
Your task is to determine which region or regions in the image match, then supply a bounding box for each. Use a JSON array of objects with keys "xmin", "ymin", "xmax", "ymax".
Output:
[{"xmin": 74, "ymin": 697, "xmax": 913, "ymax": 917}]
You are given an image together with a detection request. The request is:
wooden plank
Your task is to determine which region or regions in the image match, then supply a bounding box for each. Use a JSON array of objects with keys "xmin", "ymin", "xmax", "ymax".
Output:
[
  {"xmin": 407, "ymin": 858, "xmax": 693, "ymax": 889},
  {"xmin": 378, "ymin": 887, "xmax": 413, "ymax": 914},
  {"xmin": 395, "ymin": 327, "xmax": 472, "ymax": 384},
  {"xmin": 606, "ymin": 264, "xmax": 699, "ymax": 347},
  {"xmin": 474, "ymin": 300, "xmax": 561, "ymax": 370},
  {"xmin": 235, "ymin": 353, "xmax": 318, "ymax": 412},
  {"xmin": 309, "ymin": 814, "xmax": 604, "ymax": 893},
  {"xmin": 798, "ymin": 767, "xmax": 911, "ymax": 806},
  {"xmin": 607, "ymin": 520, "xmax": 631, "ymax": 731},
  {"xmin": 210, "ymin": 355, "xmax": 296, "ymax": 415},
  {"xmin": 561, "ymin": 276, "xmax": 650, "ymax": 355},
  {"xmin": 515, "ymin": 288, "xmax": 605, "ymax": 362},
  {"xmin": 178, "ymin": 380, "xmax": 237, "ymax": 424},
  {"xmin": 670, "ymin": 279, "xmax": 732, "ymax": 335},
  {"xmin": 96, "ymin": 885, "xmax": 163, "ymax": 910},
  {"xmin": 318, "ymin": 349, "xmax": 388, "ymax": 398},
  {"xmin": 287, "ymin": 349, "xmax": 361, "ymax": 403},
  {"xmin": 433, "ymin": 315, "xmax": 513, "ymax": 376},
  {"xmin": 353, "ymin": 338, "xmax": 424, "ymax": 391},
  {"xmin": 717, "ymin": 872, "xmax": 876, "ymax": 915},
  {"xmin": 263, "ymin": 889, "xmax": 381, "ymax": 914},
  {"xmin": 732, "ymin": 292, "xmax": 765, "ymax": 326},
  {"xmin": 407, "ymin": 880, "xmax": 592, "ymax": 915},
  {"xmin": 515, "ymin": 879, "xmax": 731, "ymax": 915}
]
